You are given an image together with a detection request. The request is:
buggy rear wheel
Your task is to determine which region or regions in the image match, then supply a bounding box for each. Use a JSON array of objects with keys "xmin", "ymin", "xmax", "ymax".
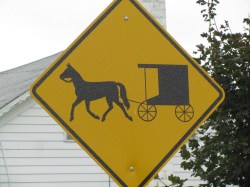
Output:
[
  {"xmin": 175, "ymin": 105, "xmax": 194, "ymax": 122},
  {"xmin": 138, "ymin": 102, "xmax": 157, "ymax": 122}
]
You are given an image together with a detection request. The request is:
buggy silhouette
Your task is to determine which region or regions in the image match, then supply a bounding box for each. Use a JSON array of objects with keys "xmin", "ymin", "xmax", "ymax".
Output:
[{"xmin": 131, "ymin": 64, "xmax": 194, "ymax": 122}]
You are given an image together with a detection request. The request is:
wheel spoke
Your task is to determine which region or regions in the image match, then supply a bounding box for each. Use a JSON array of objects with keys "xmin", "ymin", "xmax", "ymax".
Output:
[
  {"xmin": 186, "ymin": 105, "xmax": 191, "ymax": 111},
  {"xmin": 140, "ymin": 104, "xmax": 147, "ymax": 111},
  {"xmin": 177, "ymin": 106, "xmax": 185, "ymax": 113},
  {"xmin": 148, "ymin": 105, "xmax": 155, "ymax": 111},
  {"xmin": 138, "ymin": 103, "xmax": 157, "ymax": 121},
  {"xmin": 175, "ymin": 105, "xmax": 194, "ymax": 122},
  {"xmin": 176, "ymin": 112, "xmax": 184, "ymax": 118},
  {"xmin": 186, "ymin": 114, "xmax": 190, "ymax": 121},
  {"xmin": 149, "ymin": 109, "xmax": 156, "ymax": 112},
  {"xmin": 141, "ymin": 112, "xmax": 147, "ymax": 119},
  {"xmin": 185, "ymin": 113, "xmax": 192, "ymax": 119},
  {"xmin": 148, "ymin": 112, "xmax": 154, "ymax": 119},
  {"xmin": 178, "ymin": 113, "xmax": 184, "ymax": 120}
]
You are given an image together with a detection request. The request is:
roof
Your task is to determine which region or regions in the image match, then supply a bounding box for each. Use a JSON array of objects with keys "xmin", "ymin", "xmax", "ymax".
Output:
[{"xmin": 0, "ymin": 52, "xmax": 61, "ymax": 110}]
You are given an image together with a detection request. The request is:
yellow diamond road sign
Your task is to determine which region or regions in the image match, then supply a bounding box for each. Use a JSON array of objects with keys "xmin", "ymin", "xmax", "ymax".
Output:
[{"xmin": 30, "ymin": 0, "xmax": 224, "ymax": 186}]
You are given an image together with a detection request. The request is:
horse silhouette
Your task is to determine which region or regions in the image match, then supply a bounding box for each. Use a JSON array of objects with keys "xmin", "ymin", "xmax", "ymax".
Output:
[{"xmin": 60, "ymin": 64, "xmax": 132, "ymax": 122}]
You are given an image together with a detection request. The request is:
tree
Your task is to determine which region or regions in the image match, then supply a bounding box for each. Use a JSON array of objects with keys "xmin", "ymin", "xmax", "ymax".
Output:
[
  {"xmin": 180, "ymin": 0, "xmax": 250, "ymax": 186},
  {"xmin": 153, "ymin": 174, "xmax": 187, "ymax": 187}
]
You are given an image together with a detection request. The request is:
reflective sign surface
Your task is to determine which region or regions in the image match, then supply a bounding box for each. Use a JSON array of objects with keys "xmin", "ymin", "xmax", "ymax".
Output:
[{"xmin": 31, "ymin": 0, "xmax": 224, "ymax": 186}]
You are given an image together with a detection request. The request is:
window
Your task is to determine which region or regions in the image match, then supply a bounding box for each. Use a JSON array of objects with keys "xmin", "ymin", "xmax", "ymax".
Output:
[{"xmin": 64, "ymin": 132, "xmax": 74, "ymax": 142}]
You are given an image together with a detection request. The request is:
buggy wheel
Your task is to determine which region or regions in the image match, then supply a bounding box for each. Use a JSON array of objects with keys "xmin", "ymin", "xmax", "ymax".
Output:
[
  {"xmin": 175, "ymin": 105, "xmax": 194, "ymax": 122},
  {"xmin": 138, "ymin": 102, "xmax": 157, "ymax": 122}
]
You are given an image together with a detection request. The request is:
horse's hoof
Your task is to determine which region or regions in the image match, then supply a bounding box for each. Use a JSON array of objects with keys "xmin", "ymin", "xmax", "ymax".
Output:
[
  {"xmin": 128, "ymin": 116, "xmax": 133, "ymax": 121},
  {"xmin": 101, "ymin": 118, "xmax": 106, "ymax": 122},
  {"xmin": 70, "ymin": 116, "xmax": 74, "ymax": 121},
  {"xmin": 95, "ymin": 115, "xmax": 100, "ymax": 120}
]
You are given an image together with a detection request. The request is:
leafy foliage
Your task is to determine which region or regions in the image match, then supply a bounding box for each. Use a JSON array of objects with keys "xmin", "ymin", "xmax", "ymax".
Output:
[
  {"xmin": 180, "ymin": 1, "xmax": 250, "ymax": 186},
  {"xmin": 154, "ymin": 174, "xmax": 187, "ymax": 187}
]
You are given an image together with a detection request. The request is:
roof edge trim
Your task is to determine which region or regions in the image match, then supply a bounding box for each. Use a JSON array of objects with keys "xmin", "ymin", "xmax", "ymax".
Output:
[{"xmin": 0, "ymin": 91, "xmax": 30, "ymax": 118}]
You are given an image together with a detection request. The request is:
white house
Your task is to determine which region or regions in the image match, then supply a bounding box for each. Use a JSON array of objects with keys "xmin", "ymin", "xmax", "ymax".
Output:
[{"xmin": 0, "ymin": 1, "xmax": 204, "ymax": 186}]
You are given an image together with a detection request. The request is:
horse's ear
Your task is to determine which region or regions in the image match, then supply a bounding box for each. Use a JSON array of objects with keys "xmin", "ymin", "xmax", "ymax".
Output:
[{"xmin": 67, "ymin": 63, "xmax": 71, "ymax": 67}]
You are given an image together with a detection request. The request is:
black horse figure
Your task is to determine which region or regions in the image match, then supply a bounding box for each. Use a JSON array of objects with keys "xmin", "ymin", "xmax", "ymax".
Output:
[{"xmin": 60, "ymin": 64, "xmax": 132, "ymax": 122}]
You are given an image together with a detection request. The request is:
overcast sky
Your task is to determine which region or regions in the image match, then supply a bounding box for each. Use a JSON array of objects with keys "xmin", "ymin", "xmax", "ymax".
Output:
[{"xmin": 0, "ymin": 0, "xmax": 249, "ymax": 72}]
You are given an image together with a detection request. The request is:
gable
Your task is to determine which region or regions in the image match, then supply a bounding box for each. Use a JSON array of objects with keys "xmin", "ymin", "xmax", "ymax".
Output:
[{"xmin": 0, "ymin": 53, "xmax": 61, "ymax": 111}]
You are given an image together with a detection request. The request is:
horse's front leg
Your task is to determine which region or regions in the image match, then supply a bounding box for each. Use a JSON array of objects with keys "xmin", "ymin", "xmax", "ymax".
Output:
[
  {"xmin": 70, "ymin": 98, "xmax": 82, "ymax": 121},
  {"xmin": 85, "ymin": 100, "xmax": 100, "ymax": 120}
]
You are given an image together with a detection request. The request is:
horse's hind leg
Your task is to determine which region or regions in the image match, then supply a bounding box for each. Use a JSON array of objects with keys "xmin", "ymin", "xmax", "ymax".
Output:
[
  {"xmin": 70, "ymin": 98, "xmax": 82, "ymax": 121},
  {"xmin": 114, "ymin": 100, "xmax": 133, "ymax": 121},
  {"xmin": 85, "ymin": 100, "xmax": 100, "ymax": 120},
  {"xmin": 102, "ymin": 99, "xmax": 113, "ymax": 122}
]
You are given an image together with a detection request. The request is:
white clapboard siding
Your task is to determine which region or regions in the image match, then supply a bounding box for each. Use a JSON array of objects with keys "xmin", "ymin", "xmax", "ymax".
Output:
[
  {"xmin": 8, "ymin": 116, "xmax": 58, "ymax": 125},
  {"xmin": 0, "ymin": 158, "xmax": 4, "ymax": 165},
  {"xmin": 0, "ymin": 182, "xmax": 117, "ymax": 187},
  {"xmin": 1, "ymin": 141, "xmax": 81, "ymax": 149},
  {"xmin": 1, "ymin": 149, "xmax": 89, "ymax": 158},
  {"xmin": 1, "ymin": 173, "xmax": 109, "ymax": 182},
  {"xmin": 0, "ymin": 100, "xmax": 205, "ymax": 187},
  {"xmin": 22, "ymin": 108, "xmax": 52, "ymax": 116},
  {"xmin": 1, "ymin": 157, "xmax": 96, "ymax": 166},
  {"xmin": 0, "ymin": 100, "xmax": 118, "ymax": 187},
  {"xmin": 0, "ymin": 124, "xmax": 62, "ymax": 133},
  {"xmin": 0, "ymin": 132, "xmax": 63, "ymax": 141},
  {"xmin": 0, "ymin": 165, "xmax": 104, "ymax": 174}
]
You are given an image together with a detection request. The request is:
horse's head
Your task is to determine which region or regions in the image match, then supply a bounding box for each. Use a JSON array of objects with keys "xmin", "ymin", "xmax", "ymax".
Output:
[{"xmin": 60, "ymin": 64, "xmax": 75, "ymax": 83}]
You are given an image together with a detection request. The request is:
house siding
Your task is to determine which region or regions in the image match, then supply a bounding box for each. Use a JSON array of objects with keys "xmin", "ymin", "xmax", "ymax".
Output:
[
  {"xmin": 0, "ymin": 101, "xmax": 115, "ymax": 187},
  {"xmin": 0, "ymin": 101, "xmax": 116, "ymax": 187},
  {"xmin": 0, "ymin": 99, "xmax": 204, "ymax": 187}
]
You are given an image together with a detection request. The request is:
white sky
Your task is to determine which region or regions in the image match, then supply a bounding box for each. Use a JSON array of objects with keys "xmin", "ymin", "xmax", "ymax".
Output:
[{"xmin": 0, "ymin": 0, "xmax": 249, "ymax": 72}]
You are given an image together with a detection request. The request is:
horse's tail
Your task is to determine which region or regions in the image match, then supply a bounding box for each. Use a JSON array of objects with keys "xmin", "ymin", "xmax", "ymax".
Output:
[{"xmin": 117, "ymin": 82, "xmax": 130, "ymax": 110}]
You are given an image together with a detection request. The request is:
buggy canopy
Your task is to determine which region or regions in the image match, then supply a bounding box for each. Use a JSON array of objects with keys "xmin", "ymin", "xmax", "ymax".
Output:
[{"xmin": 138, "ymin": 64, "xmax": 189, "ymax": 105}]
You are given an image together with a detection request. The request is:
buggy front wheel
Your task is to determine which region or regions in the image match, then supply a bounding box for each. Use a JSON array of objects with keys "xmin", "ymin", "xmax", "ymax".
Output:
[
  {"xmin": 138, "ymin": 102, "xmax": 157, "ymax": 122},
  {"xmin": 175, "ymin": 105, "xmax": 194, "ymax": 122}
]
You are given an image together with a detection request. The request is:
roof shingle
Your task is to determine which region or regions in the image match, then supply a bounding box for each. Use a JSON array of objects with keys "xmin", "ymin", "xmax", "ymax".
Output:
[{"xmin": 0, "ymin": 52, "xmax": 61, "ymax": 109}]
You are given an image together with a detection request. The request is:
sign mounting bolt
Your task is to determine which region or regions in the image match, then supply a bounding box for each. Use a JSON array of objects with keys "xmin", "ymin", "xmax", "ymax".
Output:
[
  {"xmin": 130, "ymin": 166, "xmax": 134, "ymax": 172},
  {"xmin": 124, "ymin": 16, "xmax": 129, "ymax": 21}
]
